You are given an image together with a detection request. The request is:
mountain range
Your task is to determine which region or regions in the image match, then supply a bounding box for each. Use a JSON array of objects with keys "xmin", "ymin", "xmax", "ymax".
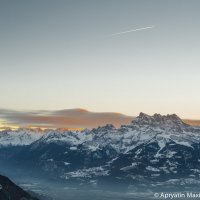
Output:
[{"xmin": 1, "ymin": 113, "xmax": 200, "ymax": 193}]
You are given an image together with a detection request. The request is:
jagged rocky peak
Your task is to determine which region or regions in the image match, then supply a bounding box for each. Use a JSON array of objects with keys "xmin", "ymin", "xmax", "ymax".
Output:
[
  {"xmin": 131, "ymin": 112, "xmax": 186, "ymax": 127},
  {"xmin": 94, "ymin": 124, "xmax": 115, "ymax": 131},
  {"xmin": 153, "ymin": 113, "xmax": 183, "ymax": 123},
  {"xmin": 102, "ymin": 124, "xmax": 116, "ymax": 129},
  {"xmin": 91, "ymin": 124, "xmax": 116, "ymax": 134}
]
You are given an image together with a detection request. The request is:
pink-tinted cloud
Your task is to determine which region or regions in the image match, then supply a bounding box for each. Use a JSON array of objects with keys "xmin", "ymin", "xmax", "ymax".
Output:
[{"xmin": 0, "ymin": 108, "xmax": 133, "ymax": 129}]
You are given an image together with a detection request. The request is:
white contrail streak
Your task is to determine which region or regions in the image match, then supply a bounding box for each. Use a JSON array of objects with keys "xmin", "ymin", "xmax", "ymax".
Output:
[{"xmin": 106, "ymin": 26, "xmax": 155, "ymax": 37}]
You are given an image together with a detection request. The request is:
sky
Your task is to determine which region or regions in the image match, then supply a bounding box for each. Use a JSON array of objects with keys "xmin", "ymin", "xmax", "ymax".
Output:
[{"xmin": 0, "ymin": 0, "xmax": 200, "ymax": 129}]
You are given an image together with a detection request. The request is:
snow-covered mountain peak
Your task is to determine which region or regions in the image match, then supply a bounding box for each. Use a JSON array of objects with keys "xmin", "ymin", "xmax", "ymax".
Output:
[
  {"xmin": 132, "ymin": 112, "xmax": 152, "ymax": 124},
  {"xmin": 131, "ymin": 112, "xmax": 186, "ymax": 130},
  {"xmin": 96, "ymin": 124, "xmax": 115, "ymax": 131},
  {"xmin": 34, "ymin": 129, "xmax": 92, "ymax": 147},
  {"xmin": 90, "ymin": 124, "xmax": 116, "ymax": 136},
  {"xmin": 0, "ymin": 129, "xmax": 43, "ymax": 147}
]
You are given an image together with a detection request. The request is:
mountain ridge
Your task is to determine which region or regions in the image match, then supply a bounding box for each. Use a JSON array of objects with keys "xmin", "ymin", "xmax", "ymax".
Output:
[
  {"xmin": 0, "ymin": 174, "xmax": 39, "ymax": 200},
  {"xmin": 1, "ymin": 113, "xmax": 200, "ymax": 190}
]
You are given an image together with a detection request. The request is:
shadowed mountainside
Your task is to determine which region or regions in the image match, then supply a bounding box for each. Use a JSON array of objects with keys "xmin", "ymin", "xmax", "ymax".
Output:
[{"xmin": 0, "ymin": 174, "xmax": 39, "ymax": 200}]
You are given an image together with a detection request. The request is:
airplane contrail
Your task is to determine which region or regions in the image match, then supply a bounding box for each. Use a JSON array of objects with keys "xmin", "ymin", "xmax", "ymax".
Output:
[{"xmin": 106, "ymin": 26, "xmax": 155, "ymax": 37}]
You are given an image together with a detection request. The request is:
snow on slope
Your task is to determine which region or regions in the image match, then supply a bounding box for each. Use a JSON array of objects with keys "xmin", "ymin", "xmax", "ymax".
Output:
[
  {"xmin": 1, "ymin": 113, "xmax": 200, "ymax": 185},
  {"xmin": 0, "ymin": 129, "xmax": 43, "ymax": 147},
  {"xmin": 1, "ymin": 113, "xmax": 200, "ymax": 153}
]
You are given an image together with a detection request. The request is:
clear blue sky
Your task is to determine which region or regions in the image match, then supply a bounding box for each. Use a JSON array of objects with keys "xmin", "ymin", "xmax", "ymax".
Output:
[{"xmin": 0, "ymin": 0, "xmax": 200, "ymax": 119}]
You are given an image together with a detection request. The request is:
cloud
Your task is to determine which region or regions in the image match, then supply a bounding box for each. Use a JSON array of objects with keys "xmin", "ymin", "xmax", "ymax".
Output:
[
  {"xmin": 183, "ymin": 119, "xmax": 200, "ymax": 127},
  {"xmin": 0, "ymin": 108, "xmax": 133, "ymax": 129}
]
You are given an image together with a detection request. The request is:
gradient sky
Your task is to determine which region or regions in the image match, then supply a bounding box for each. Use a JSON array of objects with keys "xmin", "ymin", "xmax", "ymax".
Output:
[{"xmin": 0, "ymin": 0, "xmax": 200, "ymax": 122}]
